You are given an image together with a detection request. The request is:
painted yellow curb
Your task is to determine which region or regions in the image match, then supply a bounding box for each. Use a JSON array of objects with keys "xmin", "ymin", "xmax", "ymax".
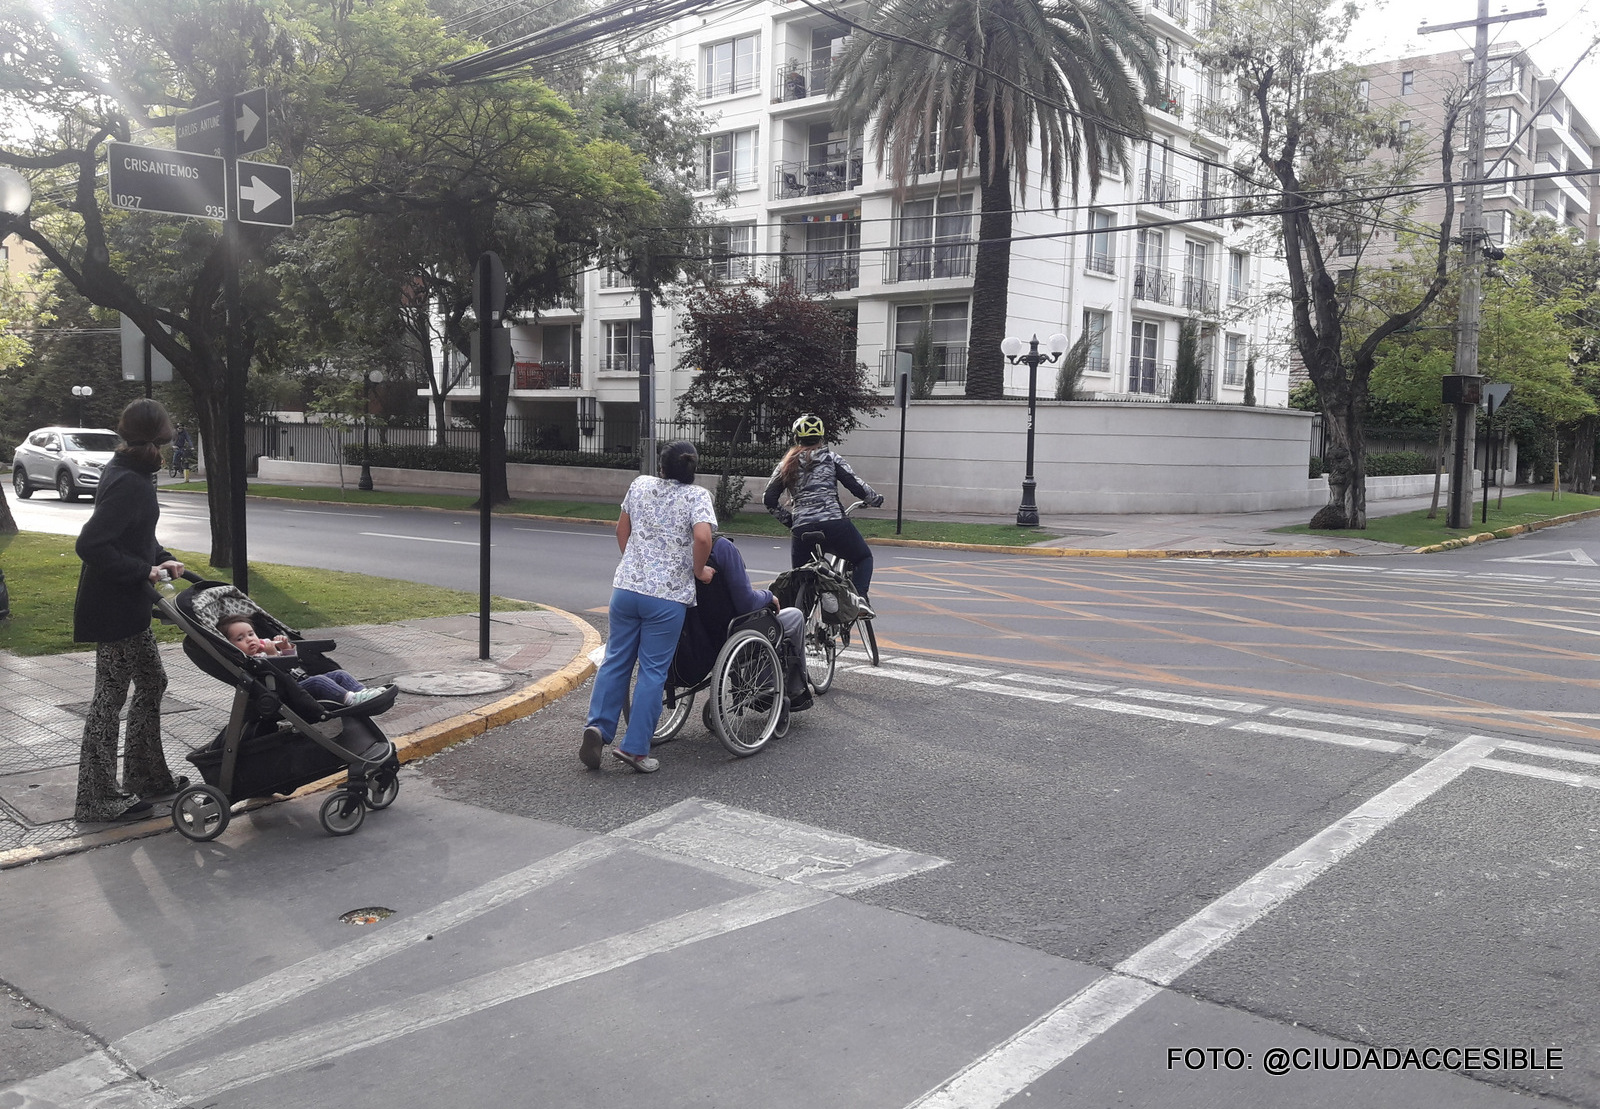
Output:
[
  {"xmin": 1412, "ymin": 507, "xmax": 1600, "ymax": 554},
  {"xmin": 863, "ymin": 537, "xmax": 1358, "ymax": 559},
  {"xmin": 0, "ymin": 608, "xmax": 602, "ymax": 871}
]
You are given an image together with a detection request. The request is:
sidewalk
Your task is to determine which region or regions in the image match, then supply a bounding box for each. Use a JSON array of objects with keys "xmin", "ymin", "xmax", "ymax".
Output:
[{"xmin": 0, "ymin": 607, "xmax": 598, "ymax": 868}]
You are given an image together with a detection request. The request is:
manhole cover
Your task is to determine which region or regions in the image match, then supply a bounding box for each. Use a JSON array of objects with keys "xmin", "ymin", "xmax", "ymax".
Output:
[
  {"xmin": 340, "ymin": 907, "xmax": 394, "ymax": 925},
  {"xmin": 394, "ymin": 671, "xmax": 516, "ymax": 696}
]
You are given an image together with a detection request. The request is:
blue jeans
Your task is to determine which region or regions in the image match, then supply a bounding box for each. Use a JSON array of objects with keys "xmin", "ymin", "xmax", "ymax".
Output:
[{"xmin": 587, "ymin": 589, "xmax": 688, "ymax": 756}]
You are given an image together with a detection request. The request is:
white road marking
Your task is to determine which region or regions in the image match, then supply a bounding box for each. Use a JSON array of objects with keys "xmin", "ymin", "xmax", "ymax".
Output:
[
  {"xmin": 1115, "ymin": 688, "xmax": 1267, "ymax": 714},
  {"xmin": 1496, "ymin": 739, "xmax": 1600, "ymax": 767},
  {"xmin": 998, "ymin": 673, "xmax": 1115, "ymax": 693},
  {"xmin": 283, "ymin": 508, "xmax": 383, "ymax": 519},
  {"xmin": 1489, "ymin": 547, "xmax": 1597, "ymax": 566},
  {"xmin": 1072, "ymin": 699, "xmax": 1226, "ymax": 726},
  {"xmin": 848, "ymin": 666, "xmax": 954, "ymax": 686},
  {"xmin": 886, "ymin": 657, "xmax": 1000, "ymax": 678},
  {"xmin": 1478, "ymin": 758, "xmax": 1600, "ymax": 789},
  {"xmin": 888, "ymin": 583, "xmax": 976, "ymax": 594},
  {"xmin": 1267, "ymin": 707, "xmax": 1435, "ymax": 736},
  {"xmin": 359, "ymin": 531, "xmax": 480, "ymax": 546},
  {"xmin": 1230, "ymin": 720, "xmax": 1415, "ymax": 755},
  {"xmin": 161, "ymin": 886, "xmax": 830, "ymax": 1099},
  {"xmin": 958, "ymin": 681, "xmax": 1077, "ymax": 704},
  {"xmin": 905, "ymin": 737, "xmax": 1495, "ymax": 1109},
  {"xmin": 511, "ymin": 526, "xmax": 624, "ymax": 538},
  {"xmin": 0, "ymin": 1051, "xmax": 185, "ymax": 1108}
]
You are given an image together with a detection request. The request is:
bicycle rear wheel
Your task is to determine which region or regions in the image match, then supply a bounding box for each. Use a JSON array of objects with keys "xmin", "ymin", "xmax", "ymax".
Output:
[
  {"xmin": 804, "ymin": 608, "xmax": 838, "ymax": 694},
  {"xmin": 859, "ymin": 617, "xmax": 879, "ymax": 666}
]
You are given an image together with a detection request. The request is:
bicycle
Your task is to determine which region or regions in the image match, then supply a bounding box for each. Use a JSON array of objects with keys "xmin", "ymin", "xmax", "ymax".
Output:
[{"xmin": 792, "ymin": 500, "xmax": 879, "ymax": 696}]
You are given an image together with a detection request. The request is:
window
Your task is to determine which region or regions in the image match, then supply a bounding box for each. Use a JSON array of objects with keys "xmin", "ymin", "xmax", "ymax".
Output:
[
  {"xmin": 1134, "ymin": 228, "xmax": 1171, "ymax": 303},
  {"xmin": 1401, "ymin": 70, "xmax": 1415, "ymax": 96},
  {"xmin": 893, "ymin": 302, "xmax": 970, "ymax": 385},
  {"xmin": 1486, "ymin": 57, "xmax": 1522, "ymax": 95},
  {"xmin": 602, "ymin": 321, "xmax": 639, "ymax": 372},
  {"xmin": 710, "ymin": 224, "xmax": 756, "ymax": 280},
  {"xmin": 700, "ymin": 33, "xmax": 759, "ymax": 98},
  {"xmin": 1228, "ymin": 251, "xmax": 1248, "ymax": 303},
  {"xmin": 701, "ymin": 129, "xmax": 757, "ymax": 189},
  {"xmin": 1129, "ymin": 320, "xmax": 1161, "ymax": 394},
  {"xmin": 896, "ymin": 194, "xmax": 974, "ymax": 280},
  {"xmin": 1486, "ymin": 210, "xmax": 1509, "ymax": 246},
  {"xmin": 1399, "ymin": 119, "xmax": 1411, "ymax": 138},
  {"xmin": 1184, "ymin": 240, "xmax": 1215, "ymax": 312},
  {"xmin": 1224, "ymin": 334, "xmax": 1246, "ymax": 387},
  {"xmin": 1086, "ymin": 211, "xmax": 1115, "ymax": 274},
  {"xmin": 600, "ymin": 260, "xmax": 632, "ymax": 289},
  {"xmin": 1357, "ymin": 79, "xmax": 1370, "ymax": 103},
  {"xmin": 1082, "ymin": 309, "xmax": 1109, "ymax": 374},
  {"xmin": 1485, "ymin": 107, "xmax": 1518, "ymax": 147}
]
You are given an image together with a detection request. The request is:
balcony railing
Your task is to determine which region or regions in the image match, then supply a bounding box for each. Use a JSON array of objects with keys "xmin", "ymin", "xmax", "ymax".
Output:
[
  {"xmin": 878, "ymin": 346, "xmax": 968, "ymax": 387},
  {"xmin": 1149, "ymin": 0, "xmax": 1187, "ymax": 22},
  {"xmin": 780, "ymin": 250, "xmax": 860, "ymax": 293},
  {"xmin": 699, "ymin": 71, "xmax": 760, "ymax": 99},
  {"xmin": 773, "ymin": 59, "xmax": 834, "ymax": 102},
  {"xmin": 1084, "ymin": 352, "xmax": 1111, "ymax": 375},
  {"xmin": 882, "ymin": 242, "xmax": 975, "ymax": 283},
  {"xmin": 1154, "ymin": 85, "xmax": 1184, "ymax": 119},
  {"xmin": 692, "ymin": 164, "xmax": 761, "ymax": 191},
  {"xmin": 1085, "ymin": 251, "xmax": 1115, "ymax": 275},
  {"xmin": 1133, "ymin": 264, "xmax": 1177, "ymax": 304},
  {"xmin": 1127, "ymin": 358, "xmax": 1172, "ymax": 396},
  {"xmin": 775, "ymin": 155, "xmax": 864, "ymax": 198},
  {"xmin": 513, "ymin": 361, "xmax": 577, "ymax": 390},
  {"xmin": 1227, "ymin": 279, "xmax": 1247, "ymax": 305},
  {"xmin": 1139, "ymin": 172, "xmax": 1184, "ymax": 208},
  {"xmin": 911, "ymin": 148, "xmax": 973, "ymax": 175},
  {"xmin": 1191, "ymin": 95, "xmax": 1231, "ymax": 135},
  {"xmin": 1183, "ymin": 276, "xmax": 1220, "ymax": 314},
  {"xmin": 599, "ymin": 269, "xmax": 632, "ymax": 290},
  {"xmin": 709, "ymin": 254, "xmax": 759, "ymax": 281},
  {"xmin": 599, "ymin": 354, "xmax": 638, "ymax": 373},
  {"xmin": 1188, "ymin": 186, "xmax": 1224, "ymax": 219}
]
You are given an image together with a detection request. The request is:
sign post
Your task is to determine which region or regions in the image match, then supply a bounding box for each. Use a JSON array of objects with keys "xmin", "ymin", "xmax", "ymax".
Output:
[
  {"xmin": 1481, "ymin": 384, "xmax": 1513, "ymax": 524},
  {"xmin": 893, "ymin": 351, "xmax": 911, "ymax": 536},
  {"xmin": 474, "ymin": 252, "xmax": 509, "ymax": 662}
]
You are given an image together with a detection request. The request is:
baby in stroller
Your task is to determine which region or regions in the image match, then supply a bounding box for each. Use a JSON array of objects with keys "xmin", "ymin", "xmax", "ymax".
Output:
[{"xmin": 216, "ymin": 613, "xmax": 391, "ymax": 709}]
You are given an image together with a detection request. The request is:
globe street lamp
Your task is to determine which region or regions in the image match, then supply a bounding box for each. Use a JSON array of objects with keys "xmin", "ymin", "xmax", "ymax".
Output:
[
  {"xmin": 0, "ymin": 167, "xmax": 31, "ymax": 224},
  {"xmin": 358, "ymin": 369, "xmax": 384, "ymax": 492},
  {"xmin": 1000, "ymin": 332, "xmax": 1070, "ymax": 527},
  {"xmin": 71, "ymin": 385, "xmax": 93, "ymax": 427}
]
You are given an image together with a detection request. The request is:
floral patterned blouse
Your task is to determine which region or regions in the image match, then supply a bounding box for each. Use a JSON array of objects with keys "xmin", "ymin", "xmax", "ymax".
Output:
[{"xmin": 613, "ymin": 476, "xmax": 717, "ymax": 605}]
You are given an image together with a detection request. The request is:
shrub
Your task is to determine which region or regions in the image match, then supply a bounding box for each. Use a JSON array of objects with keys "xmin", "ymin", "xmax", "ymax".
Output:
[
  {"xmin": 1365, "ymin": 451, "xmax": 1434, "ymax": 477},
  {"xmin": 1309, "ymin": 456, "xmax": 1323, "ymax": 479},
  {"xmin": 344, "ymin": 442, "xmax": 780, "ymax": 477}
]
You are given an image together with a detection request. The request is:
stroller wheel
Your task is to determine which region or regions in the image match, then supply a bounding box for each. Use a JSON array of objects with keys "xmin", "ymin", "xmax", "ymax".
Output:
[
  {"xmin": 365, "ymin": 772, "xmax": 399, "ymax": 811},
  {"xmin": 172, "ymin": 784, "xmax": 230, "ymax": 842},
  {"xmin": 319, "ymin": 788, "xmax": 366, "ymax": 836}
]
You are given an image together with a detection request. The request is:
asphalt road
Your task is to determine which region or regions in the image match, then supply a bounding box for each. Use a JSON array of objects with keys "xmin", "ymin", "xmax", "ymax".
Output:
[{"xmin": 4, "ymin": 494, "xmax": 1598, "ymax": 1106}]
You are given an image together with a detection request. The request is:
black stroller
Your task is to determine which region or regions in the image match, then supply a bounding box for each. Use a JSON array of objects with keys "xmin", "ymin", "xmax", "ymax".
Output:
[{"xmin": 159, "ymin": 574, "xmax": 401, "ymax": 841}]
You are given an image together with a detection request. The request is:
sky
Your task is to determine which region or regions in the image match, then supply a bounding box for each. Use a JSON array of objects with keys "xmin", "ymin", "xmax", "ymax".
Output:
[{"xmin": 1346, "ymin": 0, "xmax": 1600, "ymax": 115}]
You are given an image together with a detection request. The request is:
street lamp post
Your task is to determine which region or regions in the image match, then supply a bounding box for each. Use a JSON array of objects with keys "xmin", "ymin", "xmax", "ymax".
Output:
[
  {"xmin": 358, "ymin": 370, "xmax": 384, "ymax": 492},
  {"xmin": 1000, "ymin": 332, "xmax": 1070, "ymax": 527},
  {"xmin": 71, "ymin": 385, "xmax": 93, "ymax": 427}
]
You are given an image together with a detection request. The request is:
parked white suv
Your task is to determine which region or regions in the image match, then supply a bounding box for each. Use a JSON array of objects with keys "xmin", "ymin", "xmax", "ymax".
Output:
[{"xmin": 12, "ymin": 427, "xmax": 121, "ymax": 502}]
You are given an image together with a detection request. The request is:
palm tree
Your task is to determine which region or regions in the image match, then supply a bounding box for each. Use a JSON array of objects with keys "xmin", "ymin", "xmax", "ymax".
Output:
[{"xmin": 831, "ymin": 0, "xmax": 1158, "ymax": 398}]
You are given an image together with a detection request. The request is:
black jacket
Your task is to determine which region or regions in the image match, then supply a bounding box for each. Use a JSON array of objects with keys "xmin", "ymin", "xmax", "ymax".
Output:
[{"xmin": 73, "ymin": 454, "xmax": 171, "ymax": 643}]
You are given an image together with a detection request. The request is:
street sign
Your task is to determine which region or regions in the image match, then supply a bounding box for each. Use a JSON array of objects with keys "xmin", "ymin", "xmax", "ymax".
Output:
[
  {"xmin": 119, "ymin": 315, "xmax": 173, "ymax": 383},
  {"xmin": 106, "ymin": 142, "xmax": 225, "ymax": 221},
  {"xmin": 235, "ymin": 159, "xmax": 294, "ymax": 227},
  {"xmin": 175, "ymin": 88, "xmax": 269, "ymax": 157},
  {"xmin": 1483, "ymin": 383, "xmax": 1513, "ymax": 410}
]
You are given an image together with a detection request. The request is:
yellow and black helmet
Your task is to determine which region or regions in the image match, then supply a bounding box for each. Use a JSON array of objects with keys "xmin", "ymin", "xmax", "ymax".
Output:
[{"xmin": 792, "ymin": 414, "xmax": 826, "ymax": 442}]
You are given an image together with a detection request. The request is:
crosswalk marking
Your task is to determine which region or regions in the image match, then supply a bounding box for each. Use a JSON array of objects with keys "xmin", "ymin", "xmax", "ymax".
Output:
[
  {"xmin": 998, "ymin": 673, "xmax": 1115, "ymax": 693},
  {"xmin": 1497, "ymin": 738, "xmax": 1600, "ymax": 766},
  {"xmin": 1478, "ymin": 758, "xmax": 1600, "ymax": 789},
  {"xmin": 1268, "ymin": 707, "xmax": 1435, "ymax": 736},
  {"xmin": 1073, "ymin": 699, "xmax": 1227, "ymax": 726},
  {"xmin": 885, "ymin": 657, "xmax": 1001, "ymax": 678},
  {"xmin": 958, "ymin": 681, "xmax": 1077, "ymax": 704},
  {"xmin": 1231, "ymin": 720, "xmax": 1415, "ymax": 755},
  {"xmin": 1115, "ymin": 687, "xmax": 1267, "ymax": 714},
  {"xmin": 849, "ymin": 666, "xmax": 953, "ymax": 686}
]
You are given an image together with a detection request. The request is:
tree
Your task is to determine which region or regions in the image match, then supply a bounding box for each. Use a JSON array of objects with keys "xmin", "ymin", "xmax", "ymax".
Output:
[
  {"xmin": 1243, "ymin": 351, "xmax": 1257, "ymax": 407},
  {"xmin": 1170, "ymin": 318, "xmax": 1202, "ymax": 404},
  {"xmin": 1053, "ymin": 333, "xmax": 1091, "ymax": 401},
  {"xmin": 0, "ymin": 273, "xmax": 40, "ymax": 535},
  {"xmin": 676, "ymin": 279, "xmax": 880, "ymax": 445},
  {"xmin": 1201, "ymin": 0, "xmax": 1463, "ymax": 528},
  {"xmin": 831, "ymin": 0, "xmax": 1158, "ymax": 398},
  {"xmin": 0, "ymin": 0, "xmax": 658, "ymax": 558}
]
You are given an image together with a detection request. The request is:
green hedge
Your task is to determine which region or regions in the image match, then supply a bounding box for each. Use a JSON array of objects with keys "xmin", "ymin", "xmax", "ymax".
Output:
[
  {"xmin": 344, "ymin": 442, "xmax": 781, "ymax": 477},
  {"xmin": 1309, "ymin": 451, "xmax": 1436, "ymax": 480}
]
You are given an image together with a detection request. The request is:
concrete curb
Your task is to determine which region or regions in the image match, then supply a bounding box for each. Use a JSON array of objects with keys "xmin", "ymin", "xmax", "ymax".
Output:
[
  {"xmin": 1411, "ymin": 507, "xmax": 1600, "ymax": 554},
  {"xmin": 863, "ymin": 537, "xmax": 1359, "ymax": 559},
  {"xmin": 0, "ymin": 607, "xmax": 602, "ymax": 871}
]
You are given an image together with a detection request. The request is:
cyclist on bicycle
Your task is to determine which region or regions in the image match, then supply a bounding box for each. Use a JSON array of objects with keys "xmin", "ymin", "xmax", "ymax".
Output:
[{"xmin": 763, "ymin": 414, "xmax": 883, "ymax": 608}]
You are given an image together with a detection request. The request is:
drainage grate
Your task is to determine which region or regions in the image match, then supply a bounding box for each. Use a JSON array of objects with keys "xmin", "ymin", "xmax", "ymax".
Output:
[{"xmin": 339, "ymin": 907, "xmax": 394, "ymax": 925}]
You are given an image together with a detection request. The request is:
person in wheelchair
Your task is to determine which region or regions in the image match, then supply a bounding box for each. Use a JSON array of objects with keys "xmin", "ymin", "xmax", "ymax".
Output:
[{"xmin": 707, "ymin": 533, "xmax": 811, "ymax": 713}]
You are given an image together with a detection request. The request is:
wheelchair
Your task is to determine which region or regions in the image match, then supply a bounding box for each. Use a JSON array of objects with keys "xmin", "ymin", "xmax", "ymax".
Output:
[{"xmin": 622, "ymin": 553, "xmax": 795, "ymax": 757}]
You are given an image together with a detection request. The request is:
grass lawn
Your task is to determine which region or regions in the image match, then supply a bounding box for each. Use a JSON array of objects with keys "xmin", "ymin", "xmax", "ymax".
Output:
[
  {"xmin": 1274, "ymin": 490, "xmax": 1600, "ymax": 548},
  {"xmin": 0, "ymin": 530, "xmax": 534, "ymax": 657},
  {"xmin": 168, "ymin": 481, "xmax": 1059, "ymax": 548}
]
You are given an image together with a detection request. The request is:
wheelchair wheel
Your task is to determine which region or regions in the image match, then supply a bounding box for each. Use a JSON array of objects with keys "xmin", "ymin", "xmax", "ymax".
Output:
[
  {"xmin": 709, "ymin": 629, "xmax": 783, "ymax": 757},
  {"xmin": 621, "ymin": 681, "xmax": 695, "ymax": 745},
  {"xmin": 804, "ymin": 607, "xmax": 838, "ymax": 694},
  {"xmin": 859, "ymin": 618, "xmax": 879, "ymax": 666}
]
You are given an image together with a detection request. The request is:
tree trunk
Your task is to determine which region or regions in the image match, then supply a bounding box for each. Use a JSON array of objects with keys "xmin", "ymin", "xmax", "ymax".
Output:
[
  {"xmin": 0, "ymin": 487, "xmax": 16, "ymax": 535},
  {"xmin": 196, "ymin": 387, "xmax": 234, "ymax": 568},
  {"xmin": 1428, "ymin": 407, "xmax": 1447, "ymax": 518},
  {"xmin": 966, "ymin": 128, "xmax": 1011, "ymax": 400},
  {"xmin": 1570, "ymin": 415, "xmax": 1597, "ymax": 494},
  {"xmin": 1317, "ymin": 396, "xmax": 1368, "ymax": 528}
]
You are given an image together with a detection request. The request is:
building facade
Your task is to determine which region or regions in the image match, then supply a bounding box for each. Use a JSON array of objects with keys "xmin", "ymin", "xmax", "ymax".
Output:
[{"xmin": 433, "ymin": 0, "xmax": 1291, "ymax": 451}]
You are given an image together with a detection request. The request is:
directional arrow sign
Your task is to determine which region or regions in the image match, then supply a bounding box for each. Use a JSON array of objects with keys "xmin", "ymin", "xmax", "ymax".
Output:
[
  {"xmin": 106, "ymin": 142, "xmax": 225, "ymax": 221},
  {"xmin": 235, "ymin": 159, "xmax": 294, "ymax": 227},
  {"xmin": 175, "ymin": 88, "xmax": 269, "ymax": 157}
]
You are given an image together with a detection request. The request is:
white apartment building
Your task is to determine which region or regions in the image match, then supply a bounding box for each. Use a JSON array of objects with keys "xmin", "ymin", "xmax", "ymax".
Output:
[{"xmin": 436, "ymin": 0, "xmax": 1290, "ymax": 451}]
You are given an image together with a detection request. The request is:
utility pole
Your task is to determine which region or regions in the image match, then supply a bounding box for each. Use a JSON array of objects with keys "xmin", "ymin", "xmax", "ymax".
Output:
[{"xmin": 1420, "ymin": 0, "xmax": 1544, "ymax": 529}]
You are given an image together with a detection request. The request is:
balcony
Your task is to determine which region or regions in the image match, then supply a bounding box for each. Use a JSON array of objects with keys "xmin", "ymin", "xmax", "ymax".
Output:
[
  {"xmin": 1148, "ymin": 0, "xmax": 1187, "ymax": 23},
  {"xmin": 775, "ymin": 155, "xmax": 864, "ymax": 198},
  {"xmin": 780, "ymin": 250, "xmax": 860, "ymax": 293},
  {"xmin": 1182, "ymin": 276, "xmax": 1220, "ymax": 314},
  {"xmin": 513, "ymin": 361, "xmax": 577, "ymax": 390},
  {"xmin": 1139, "ymin": 172, "xmax": 1184, "ymax": 209},
  {"xmin": 709, "ymin": 254, "xmax": 760, "ymax": 282},
  {"xmin": 1191, "ymin": 95, "xmax": 1232, "ymax": 135},
  {"xmin": 911, "ymin": 148, "xmax": 974, "ymax": 175},
  {"xmin": 1127, "ymin": 358, "xmax": 1172, "ymax": 396},
  {"xmin": 882, "ymin": 242, "xmax": 975, "ymax": 283},
  {"xmin": 1188, "ymin": 186, "xmax": 1223, "ymax": 220},
  {"xmin": 1084, "ymin": 251, "xmax": 1115, "ymax": 276},
  {"xmin": 598, "ymin": 354, "xmax": 638, "ymax": 374},
  {"xmin": 1154, "ymin": 85, "xmax": 1184, "ymax": 120},
  {"xmin": 878, "ymin": 346, "xmax": 968, "ymax": 388},
  {"xmin": 1133, "ymin": 264, "xmax": 1177, "ymax": 305},
  {"xmin": 773, "ymin": 59, "xmax": 834, "ymax": 103}
]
